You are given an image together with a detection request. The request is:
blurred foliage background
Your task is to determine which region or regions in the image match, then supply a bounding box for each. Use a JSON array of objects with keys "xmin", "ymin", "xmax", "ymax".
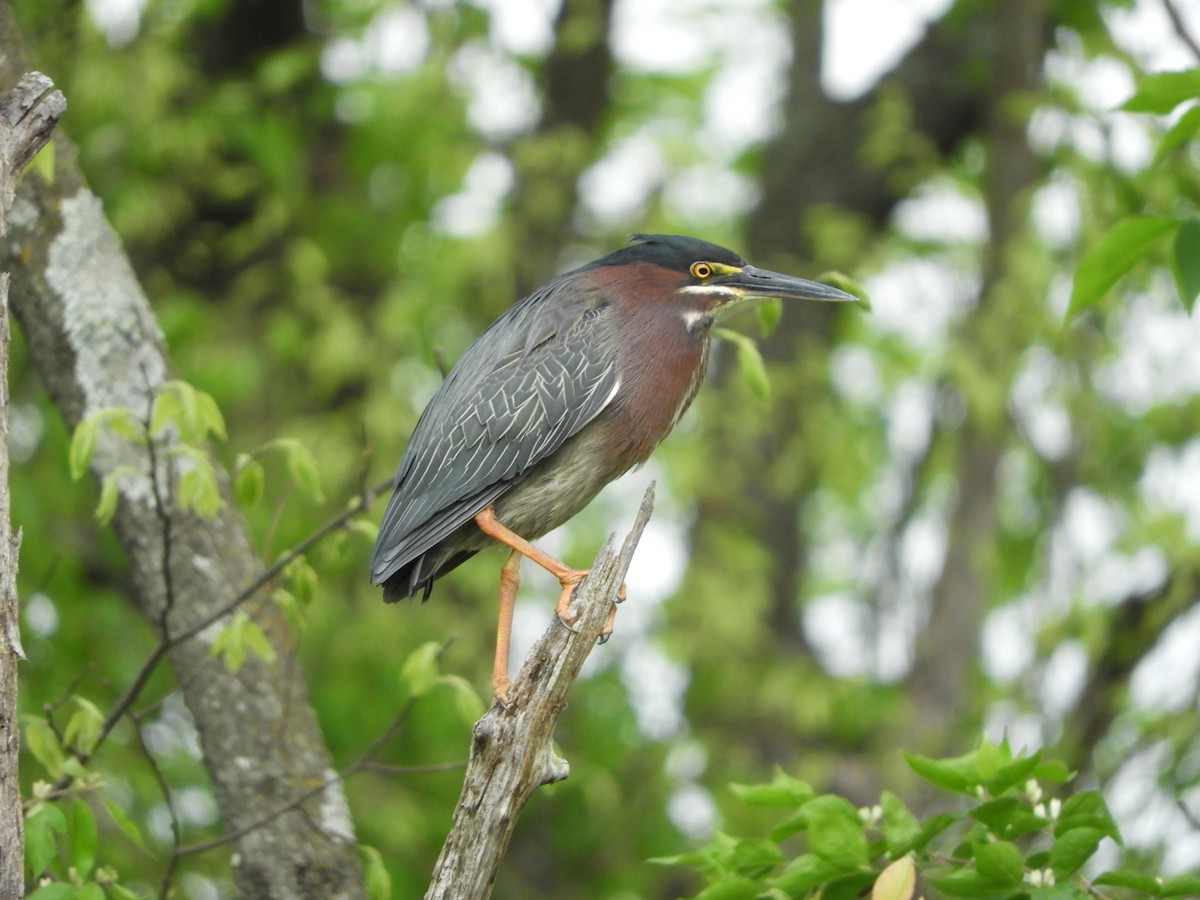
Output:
[{"xmin": 8, "ymin": 0, "xmax": 1200, "ymax": 896}]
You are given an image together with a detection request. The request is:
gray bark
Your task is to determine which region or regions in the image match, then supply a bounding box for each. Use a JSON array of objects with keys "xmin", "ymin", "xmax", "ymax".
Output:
[
  {"xmin": 0, "ymin": 7, "xmax": 366, "ymax": 896},
  {"xmin": 0, "ymin": 68, "xmax": 64, "ymax": 900},
  {"xmin": 426, "ymin": 485, "xmax": 654, "ymax": 899}
]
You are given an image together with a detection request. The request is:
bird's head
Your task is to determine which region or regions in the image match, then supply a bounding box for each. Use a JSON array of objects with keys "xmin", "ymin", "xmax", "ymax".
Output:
[{"xmin": 583, "ymin": 234, "xmax": 858, "ymax": 323}]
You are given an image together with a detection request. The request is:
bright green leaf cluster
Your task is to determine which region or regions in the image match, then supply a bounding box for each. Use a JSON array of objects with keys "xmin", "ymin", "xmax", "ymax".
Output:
[
  {"xmin": 210, "ymin": 610, "xmax": 278, "ymax": 672},
  {"xmin": 662, "ymin": 737, "xmax": 1187, "ymax": 899}
]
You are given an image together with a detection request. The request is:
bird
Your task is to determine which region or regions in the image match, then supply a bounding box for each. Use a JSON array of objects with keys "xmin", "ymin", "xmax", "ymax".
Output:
[{"xmin": 370, "ymin": 234, "xmax": 856, "ymax": 706}]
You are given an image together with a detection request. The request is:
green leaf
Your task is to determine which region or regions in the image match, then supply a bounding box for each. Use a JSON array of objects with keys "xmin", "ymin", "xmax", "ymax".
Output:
[
  {"xmin": 1068, "ymin": 216, "xmax": 1179, "ymax": 318},
  {"xmin": 1161, "ymin": 874, "xmax": 1200, "ymax": 897},
  {"xmin": 240, "ymin": 619, "xmax": 277, "ymax": 666},
  {"xmin": 972, "ymin": 839, "xmax": 1024, "ymax": 886},
  {"xmin": 1032, "ymin": 759, "xmax": 1072, "ymax": 784},
  {"xmin": 176, "ymin": 451, "xmax": 224, "ymax": 518},
  {"xmin": 805, "ymin": 795, "xmax": 869, "ymax": 871},
  {"xmin": 756, "ymin": 298, "xmax": 782, "ymax": 336},
  {"xmin": 1172, "ymin": 218, "xmax": 1200, "ymax": 313},
  {"xmin": 196, "ymin": 389, "xmax": 227, "ymax": 440},
  {"xmin": 150, "ymin": 382, "xmax": 186, "ymax": 438},
  {"xmin": 907, "ymin": 813, "xmax": 959, "ymax": 852},
  {"xmin": 880, "ymin": 791, "xmax": 921, "ymax": 856},
  {"xmin": 1054, "ymin": 791, "xmax": 1120, "ymax": 841},
  {"xmin": 211, "ymin": 611, "xmax": 257, "ymax": 672},
  {"xmin": 713, "ymin": 328, "xmax": 771, "ymax": 401},
  {"xmin": 95, "ymin": 472, "xmax": 120, "ymax": 525},
  {"xmin": 235, "ymin": 456, "xmax": 266, "ymax": 508},
  {"xmin": 26, "ymin": 885, "xmax": 75, "ymax": 900},
  {"xmin": 271, "ymin": 438, "xmax": 325, "ymax": 502},
  {"xmin": 400, "ymin": 641, "xmax": 442, "ymax": 700},
  {"xmin": 728, "ymin": 837, "xmax": 784, "ymax": 878},
  {"xmin": 62, "ymin": 696, "xmax": 104, "ymax": 755},
  {"xmin": 69, "ymin": 798, "xmax": 98, "ymax": 878},
  {"xmin": 1094, "ymin": 868, "xmax": 1163, "ymax": 893},
  {"xmin": 360, "ymin": 845, "xmax": 392, "ymax": 900},
  {"xmin": 25, "ymin": 802, "xmax": 67, "ymax": 876},
  {"xmin": 437, "ymin": 674, "xmax": 485, "ymax": 722},
  {"xmin": 970, "ymin": 797, "xmax": 1047, "ymax": 840},
  {"xmin": 1122, "ymin": 69, "xmax": 1200, "ymax": 114},
  {"xmin": 929, "ymin": 867, "xmax": 1009, "ymax": 897},
  {"xmin": 69, "ymin": 416, "xmax": 99, "ymax": 480},
  {"xmin": 986, "ymin": 748, "xmax": 1042, "ymax": 794},
  {"xmin": 1048, "ymin": 827, "xmax": 1107, "ymax": 878},
  {"xmin": 774, "ymin": 853, "xmax": 849, "ymax": 894},
  {"xmin": 872, "ymin": 856, "xmax": 915, "ymax": 900},
  {"xmin": 730, "ymin": 768, "xmax": 814, "ymax": 808},
  {"xmin": 1154, "ymin": 104, "xmax": 1200, "ymax": 164},
  {"xmin": 904, "ymin": 751, "xmax": 976, "ymax": 794},
  {"xmin": 694, "ymin": 878, "xmax": 761, "ymax": 900},
  {"xmin": 24, "ymin": 716, "xmax": 66, "ymax": 778},
  {"xmin": 77, "ymin": 886, "xmax": 105, "ymax": 900},
  {"xmin": 101, "ymin": 796, "xmax": 148, "ymax": 852}
]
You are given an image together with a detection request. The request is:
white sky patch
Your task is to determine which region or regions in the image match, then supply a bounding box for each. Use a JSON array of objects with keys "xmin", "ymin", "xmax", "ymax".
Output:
[
  {"xmin": 1038, "ymin": 640, "xmax": 1088, "ymax": 719},
  {"xmin": 981, "ymin": 604, "xmax": 1036, "ymax": 684},
  {"xmin": 893, "ymin": 181, "xmax": 989, "ymax": 245},
  {"xmin": 664, "ymin": 165, "xmax": 759, "ymax": 225},
  {"xmin": 1130, "ymin": 604, "xmax": 1200, "ymax": 713},
  {"xmin": 887, "ymin": 379, "xmax": 935, "ymax": 464},
  {"xmin": 804, "ymin": 592, "xmax": 872, "ymax": 677},
  {"xmin": 668, "ymin": 783, "xmax": 717, "ymax": 840},
  {"xmin": 579, "ymin": 134, "xmax": 665, "ymax": 223},
  {"xmin": 1097, "ymin": 285, "xmax": 1200, "ymax": 413},
  {"xmin": 823, "ymin": 0, "xmax": 954, "ymax": 99},
  {"xmin": 1011, "ymin": 346, "xmax": 1073, "ymax": 461},
  {"xmin": 474, "ymin": 0, "xmax": 559, "ymax": 56},
  {"xmin": 449, "ymin": 42, "xmax": 541, "ymax": 140},
  {"xmin": 433, "ymin": 152, "xmax": 515, "ymax": 236},
  {"xmin": 321, "ymin": 6, "xmax": 430, "ymax": 83},
  {"xmin": 831, "ymin": 343, "xmax": 883, "ymax": 406},
  {"xmin": 85, "ymin": 0, "xmax": 146, "ymax": 46},
  {"xmin": 1031, "ymin": 173, "xmax": 1082, "ymax": 250},
  {"xmin": 1106, "ymin": 0, "xmax": 1200, "ymax": 75},
  {"xmin": 864, "ymin": 257, "xmax": 978, "ymax": 350},
  {"xmin": 1140, "ymin": 439, "xmax": 1200, "ymax": 542},
  {"xmin": 24, "ymin": 593, "xmax": 59, "ymax": 639},
  {"xmin": 621, "ymin": 643, "xmax": 689, "ymax": 739}
]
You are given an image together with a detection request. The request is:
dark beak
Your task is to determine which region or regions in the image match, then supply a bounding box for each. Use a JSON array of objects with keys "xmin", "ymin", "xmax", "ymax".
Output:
[{"xmin": 734, "ymin": 265, "xmax": 859, "ymax": 303}]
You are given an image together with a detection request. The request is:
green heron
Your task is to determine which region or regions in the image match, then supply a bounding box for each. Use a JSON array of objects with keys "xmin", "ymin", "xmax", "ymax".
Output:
[{"xmin": 371, "ymin": 234, "xmax": 855, "ymax": 705}]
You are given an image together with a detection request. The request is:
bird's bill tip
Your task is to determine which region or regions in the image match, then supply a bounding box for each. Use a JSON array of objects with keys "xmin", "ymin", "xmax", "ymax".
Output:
[{"xmin": 739, "ymin": 265, "xmax": 862, "ymax": 304}]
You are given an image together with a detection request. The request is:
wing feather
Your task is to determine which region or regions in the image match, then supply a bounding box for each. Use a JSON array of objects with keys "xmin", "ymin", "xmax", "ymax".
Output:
[{"xmin": 370, "ymin": 280, "xmax": 619, "ymax": 585}]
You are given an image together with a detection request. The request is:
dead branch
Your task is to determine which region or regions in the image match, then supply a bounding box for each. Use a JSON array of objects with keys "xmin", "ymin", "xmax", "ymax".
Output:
[{"xmin": 425, "ymin": 483, "xmax": 655, "ymax": 900}]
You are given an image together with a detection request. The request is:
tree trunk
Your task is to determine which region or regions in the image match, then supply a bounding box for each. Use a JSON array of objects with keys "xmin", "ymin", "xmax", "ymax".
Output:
[
  {"xmin": 0, "ymin": 67, "xmax": 65, "ymax": 900},
  {"xmin": 0, "ymin": 7, "xmax": 366, "ymax": 896}
]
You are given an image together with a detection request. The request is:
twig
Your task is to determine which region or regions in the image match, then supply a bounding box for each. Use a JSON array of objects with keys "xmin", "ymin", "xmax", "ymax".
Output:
[
  {"xmin": 425, "ymin": 483, "xmax": 655, "ymax": 900},
  {"xmin": 172, "ymin": 690, "xmax": 427, "ymax": 859},
  {"xmin": 49, "ymin": 475, "xmax": 394, "ymax": 794},
  {"xmin": 1161, "ymin": 0, "xmax": 1200, "ymax": 63},
  {"xmin": 128, "ymin": 707, "xmax": 182, "ymax": 899}
]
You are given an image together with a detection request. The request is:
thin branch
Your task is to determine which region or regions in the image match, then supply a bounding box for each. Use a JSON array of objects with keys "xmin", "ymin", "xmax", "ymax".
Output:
[
  {"xmin": 1161, "ymin": 0, "xmax": 1200, "ymax": 63},
  {"xmin": 50, "ymin": 475, "xmax": 394, "ymax": 796},
  {"xmin": 172, "ymin": 691, "xmax": 428, "ymax": 860},
  {"xmin": 128, "ymin": 707, "xmax": 182, "ymax": 900}
]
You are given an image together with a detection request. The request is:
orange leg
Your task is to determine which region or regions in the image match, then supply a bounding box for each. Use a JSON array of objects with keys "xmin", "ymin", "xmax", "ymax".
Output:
[
  {"xmin": 475, "ymin": 505, "xmax": 589, "ymax": 628},
  {"xmin": 492, "ymin": 549, "xmax": 522, "ymax": 707}
]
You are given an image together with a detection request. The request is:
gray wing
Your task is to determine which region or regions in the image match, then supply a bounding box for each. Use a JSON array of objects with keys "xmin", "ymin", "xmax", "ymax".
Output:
[{"xmin": 370, "ymin": 279, "xmax": 620, "ymax": 586}]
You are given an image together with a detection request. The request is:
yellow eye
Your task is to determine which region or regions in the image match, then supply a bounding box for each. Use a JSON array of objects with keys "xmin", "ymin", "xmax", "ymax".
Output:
[{"xmin": 691, "ymin": 262, "xmax": 713, "ymax": 279}]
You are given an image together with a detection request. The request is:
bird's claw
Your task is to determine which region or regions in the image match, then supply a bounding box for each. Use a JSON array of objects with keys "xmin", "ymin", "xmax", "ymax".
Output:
[{"xmin": 492, "ymin": 678, "xmax": 516, "ymax": 713}]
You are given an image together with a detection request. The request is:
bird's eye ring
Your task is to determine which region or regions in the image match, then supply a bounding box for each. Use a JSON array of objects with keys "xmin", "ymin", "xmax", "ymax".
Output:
[{"xmin": 691, "ymin": 262, "xmax": 713, "ymax": 279}]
